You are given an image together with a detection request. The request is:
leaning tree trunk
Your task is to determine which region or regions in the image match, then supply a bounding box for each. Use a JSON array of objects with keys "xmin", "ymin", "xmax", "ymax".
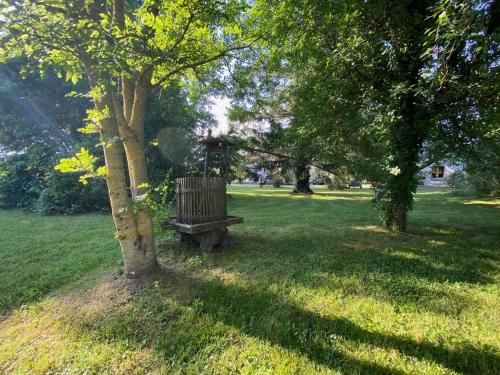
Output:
[{"xmin": 293, "ymin": 158, "xmax": 313, "ymax": 194}]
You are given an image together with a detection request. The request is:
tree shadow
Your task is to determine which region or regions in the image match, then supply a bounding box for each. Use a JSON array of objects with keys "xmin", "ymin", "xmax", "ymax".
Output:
[
  {"xmin": 168, "ymin": 230, "xmax": 493, "ymax": 317},
  {"xmin": 69, "ymin": 268, "xmax": 500, "ymax": 374},
  {"xmin": 160, "ymin": 190, "xmax": 498, "ymax": 318}
]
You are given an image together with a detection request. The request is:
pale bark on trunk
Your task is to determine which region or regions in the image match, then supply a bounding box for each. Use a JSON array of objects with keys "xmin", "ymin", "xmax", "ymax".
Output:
[
  {"xmin": 92, "ymin": 1, "xmax": 158, "ymax": 278},
  {"xmin": 81, "ymin": 51, "xmax": 159, "ymax": 278},
  {"xmin": 109, "ymin": 78, "xmax": 158, "ymax": 278},
  {"xmin": 101, "ymin": 91, "xmax": 159, "ymax": 278}
]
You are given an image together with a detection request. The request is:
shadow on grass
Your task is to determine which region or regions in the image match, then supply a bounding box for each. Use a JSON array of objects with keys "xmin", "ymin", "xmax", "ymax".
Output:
[
  {"xmin": 3, "ymin": 189, "xmax": 499, "ymax": 373},
  {"xmin": 166, "ymin": 231, "xmax": 492, "ymax": 317},
  {"xmin": 70, "ymin": 268, "xmax": 500, "ymax": 374},
  {"xmin": 160, "ymin": 190, "xmax": 499, "ymax": 318}
]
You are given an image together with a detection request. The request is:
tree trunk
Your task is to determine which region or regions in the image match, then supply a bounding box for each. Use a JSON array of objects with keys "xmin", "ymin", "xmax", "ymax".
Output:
[
  {"xmin": 79, "ymin": 1, "xmax": 156, "ymax": 278},
  {"xmin": 100, "ymin": 134, "xmax": 158, "ymax": 277},
  {"xmin": 394, "ymin": 201, "xmax": 407, "ymax": 232},
  {"xmin": 293, "ymin": 158, "xmax": 313, "ymax": 194},
  {"xmin": 67, "ymin": 71, "xmax": 155, "ymax": 278},
  {"xmin": 122, "ymin": 136, "xmax": 158, "ymax": 278},
  {"xmin": 382, "ymin": 1, "xmax": 431, "ymax": 232},
  {"xmin": 98, "ymin": 93, "xmax": 159, "ymax": 278}
]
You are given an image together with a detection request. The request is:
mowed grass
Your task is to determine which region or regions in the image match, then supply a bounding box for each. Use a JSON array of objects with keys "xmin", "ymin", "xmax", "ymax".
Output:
[
  {"xmin": 0, "ymin": 211, "xmax": 121, "ymax": 312},
  {"xmin": 0, "ymin": 186, "xmax": 499, "ymax": 374}
]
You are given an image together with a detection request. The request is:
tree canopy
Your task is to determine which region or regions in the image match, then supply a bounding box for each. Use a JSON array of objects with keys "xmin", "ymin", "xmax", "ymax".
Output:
[{"xmin": 226, "ymin": 0, "xmax": 499, "ymax": 229}]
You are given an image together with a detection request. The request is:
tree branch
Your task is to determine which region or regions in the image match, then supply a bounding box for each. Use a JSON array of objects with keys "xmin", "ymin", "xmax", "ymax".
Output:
[
  {"xmin": 152, "ymin": 43, "xmax": 253, "ymax": 88},
  {"xmin": 129, "ymin": 67, "xmax": 153, "ymax": 143},
  {"xmin": 110, "ymin": 90, "xmax": 140, "ymax": 145},
  {"xmin": 170, "ymin": 9, "xmax": 195, "ymax": 51}
]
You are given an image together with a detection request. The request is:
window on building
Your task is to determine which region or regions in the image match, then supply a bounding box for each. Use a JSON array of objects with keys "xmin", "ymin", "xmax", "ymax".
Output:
[{"xmin": 431, "ymin": 165, "xmax": 444, "ymax": 178}]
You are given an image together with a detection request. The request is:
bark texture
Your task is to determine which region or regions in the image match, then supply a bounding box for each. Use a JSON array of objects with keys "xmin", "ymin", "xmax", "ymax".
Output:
[
  {"xmin": 382, "ymin": 0, "xmax": 431, "ymax": 232},
  {"xmin": 102, "ymin": 88, "xmax": 159, "ymax": 278},
  {"xmin": 80, "ymin": 48, "xmax": 159, "ymax": 278},
  {"xmin": 293, "ymin": 158, "xmax": 314, "ymax": 194}
]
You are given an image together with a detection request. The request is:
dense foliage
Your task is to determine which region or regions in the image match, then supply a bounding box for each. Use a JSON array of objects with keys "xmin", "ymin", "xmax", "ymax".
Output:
[
  {"xmin": 0, "ymin": 151, "xmax": 44, "ymax": 209},
  {"xmin": 228, "ymin": 0, "xmax": 499, "ymax": 230},
  {"xmin": 0, "ymin": 61, "xmax": 219, "ymax": 214},
  {"xmin": 0, "ymin": 61, "xmax": 110, "ymax": 214},
  {"xmin": 0, "ymin": 147, "xmax": 110, "ymax": 214}
]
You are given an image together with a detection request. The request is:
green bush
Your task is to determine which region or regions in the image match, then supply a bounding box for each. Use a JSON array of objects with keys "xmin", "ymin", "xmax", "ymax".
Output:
[
  {"xmin": 146, "ymin": 171, "xmax": 176, "ymax": 218},
  {"xmin": 447, "ymin": 169, "xmax": 500, "ymax": 197},
  {"xmin": 0, "ymin": 147, "xmax": 110, "ymax": 215},
  {"xmin": 281, "ymin": 171, "xmax": 294, "ymax": 184},
  {"xmin": 0, "ymin": 156, "xmax": 42, "ymax": 209},
  {"xmin": 328, "ymin": 176, "xmax": 348, "ymax": 190},
  {"xmin": 271, "ymin": 174, "xmax": 283, "ymax": 188},
  {"xmin": 467, "ymin": 170, "xmax": 500, "ymax": 196},
  {"xmin": 36, "ymin": 172, "xmax": 109, "ymax": 215},
  {"xmin": 447, "ymin": 171, "xmax": 472, "ymax": 195}
]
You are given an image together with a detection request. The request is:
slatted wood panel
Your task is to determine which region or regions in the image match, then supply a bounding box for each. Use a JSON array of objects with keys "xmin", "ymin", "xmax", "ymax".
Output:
[{"xmin": 176, "ymin": 177, "xmax": 227, "ymax": 224}]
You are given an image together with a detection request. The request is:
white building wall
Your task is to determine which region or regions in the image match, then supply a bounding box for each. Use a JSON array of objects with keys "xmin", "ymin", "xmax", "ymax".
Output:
[{"xmin": 420, "ymin": 162, "xmax": 464, "ymax": 187}]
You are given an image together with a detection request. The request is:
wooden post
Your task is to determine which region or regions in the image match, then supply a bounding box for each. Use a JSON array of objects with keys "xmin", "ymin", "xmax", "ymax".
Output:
[{"xmin": 204, "ymin": 148, "xmax": 209, "ymax": 177}]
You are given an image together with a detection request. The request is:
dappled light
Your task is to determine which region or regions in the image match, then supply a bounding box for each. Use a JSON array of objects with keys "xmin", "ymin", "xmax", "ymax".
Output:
[
  {"xmin": 4, "ymin": 188, "xmax": 498, "ymax": 374},
  {"xmin": 351, "ymin": 225, "xmax": 392, "ymax": 234},
  {"xmin": 464, "ymin": 199, "xmax": 500, "ymax": 207},
  {"xmin": 0, "ymin": 0, "xmax": 498, "ymax": 372}
]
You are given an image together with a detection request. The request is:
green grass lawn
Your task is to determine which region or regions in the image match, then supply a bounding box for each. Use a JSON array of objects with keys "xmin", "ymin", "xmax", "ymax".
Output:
[{"xmin": 1, "ymin": 186, "xmax": 499, "ymax": 374}]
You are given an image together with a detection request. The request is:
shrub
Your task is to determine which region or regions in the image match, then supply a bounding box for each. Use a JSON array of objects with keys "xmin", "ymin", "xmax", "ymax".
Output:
[
  {"xmin": 461, "ymin": 141, "xmax": 500, "ymax": 196},
  {"xmin": 467, "ymin": 170, "xmax": 500, "ymax": 196},
  {"xmin": 447, "ymin": 169, "xmax": 500, "ymax": 197},
  {"xmin": 328, "ymin": 176, "xmax": 348, "ymax": 190},
  {"xmin": 0, "ymin": 146, "xmax": 110, "ymax": 214},
  {"xmin": 281, "ymin": 171, "xmax": 294, "ymax": 184},
  {"xmin": 0, "ymin": 155, "xmax": 42, "ymax": 209},
  {"xmin": 271, "ymin": 174, "xmax": 283, "ymax": 188},
  {"xmin": 147, "ymin": 171, "xmax": 176, "ymax": 218},
  {"xmin": 36, "ymin": 172, "xmax": 109, "ymax": 215},
  {"xmin": 447, "ymin": 171, "xmax": 472, "ymax": 195}
]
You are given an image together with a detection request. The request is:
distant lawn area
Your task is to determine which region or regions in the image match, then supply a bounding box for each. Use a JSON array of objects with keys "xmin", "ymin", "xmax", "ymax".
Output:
[{"xmin": 1, "ymin": 186, "xmax": 499, "ymax": 374}]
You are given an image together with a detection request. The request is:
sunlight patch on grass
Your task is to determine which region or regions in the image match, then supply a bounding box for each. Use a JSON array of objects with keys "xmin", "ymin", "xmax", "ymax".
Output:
[
  {"xmin": 428, "ymin": 239, "xmax": 448, "ymax": 247},
  {"xmin": 414, "ymin": 189, "xmax": 451, "ymax": 195},
  {"xmin": 230, "ymin": 190, "xmax": 373, "ymax": 202},
  {"xmin": 464, "ymin": 199, "xmax": 500, "ymax": 207},
  {"xmin": 351, "ymin": 225, "xmax": 391, "ymax": 234},
  {"xmin": 1, "ymin": 187, "xmax": 499, "ymax": 374},
  {"xmin": 0, "ymin": 277, "xmax": 165, "ymax": 375}
]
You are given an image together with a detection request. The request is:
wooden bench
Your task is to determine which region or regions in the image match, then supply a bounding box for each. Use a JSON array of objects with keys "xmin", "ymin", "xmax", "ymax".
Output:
[{"xmin": 162, "ymin": 216, "xmax": 244, "ymax": 251}]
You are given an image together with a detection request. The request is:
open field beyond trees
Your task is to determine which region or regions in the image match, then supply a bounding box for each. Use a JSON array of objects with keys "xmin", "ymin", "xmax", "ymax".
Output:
[{"xmin": 1, "ymin": 186, "xmax": 499, "ymax": 374}]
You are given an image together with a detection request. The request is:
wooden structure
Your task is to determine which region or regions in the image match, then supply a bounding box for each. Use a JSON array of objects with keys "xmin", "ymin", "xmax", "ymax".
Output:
[
  {"xmin": 176, "ymin": 177, "xmax": 227, "ymax": 224},
  {"xmin": 199, "ymin": 129, "xmax": 226, "ymax": 177},
  {"xmin": 162, "ymin": 131, "xmax": 243, "ymax": 250},
  {"xmin": 163, "ymin": 176, "xmax": 243, "ymax": 251}
]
